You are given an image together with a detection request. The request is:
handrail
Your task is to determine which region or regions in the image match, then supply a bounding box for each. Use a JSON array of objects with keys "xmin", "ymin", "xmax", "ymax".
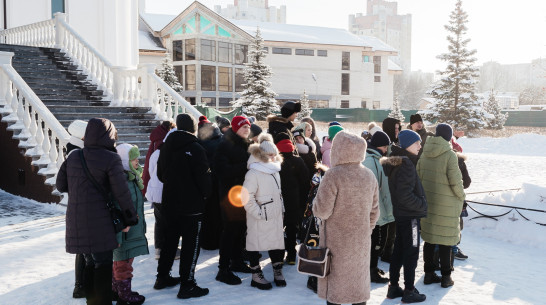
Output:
[
  {"xmin": 150, "ymin": 73, "xmax": 202, "ymax": 118},
  {"xmin": 0, "ymin": 19, "xmax": 55, "ymax": 47}
]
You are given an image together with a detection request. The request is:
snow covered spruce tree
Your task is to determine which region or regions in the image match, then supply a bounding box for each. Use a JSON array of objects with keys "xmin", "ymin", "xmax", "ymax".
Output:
[
  {"xmin": 483, "ymin": 89, "xmax": 508, "ymax": 129},
  {"xmin": 423, "ymin": 0, "xmax": 485, "ymax": 130},
  {"xmin": 156, "ymin": 54, "xmax": 183, "ymax": 92},
  {"xmin": 388, "ymin": 93, "xmax": 405, "ymax": 122},
  {"xmin": 297, "ymin": 90, "xmax": 312, "ymax": 120},
  {"xmin": 231, "ymin": 27, "xmax": 279, "ymax": 120}
]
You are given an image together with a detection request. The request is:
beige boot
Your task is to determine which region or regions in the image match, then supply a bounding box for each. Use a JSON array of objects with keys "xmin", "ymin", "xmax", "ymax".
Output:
[
  {"xmin": 272, "ymin": 262, "xmax": 286, "ymax": 287},
  {"xmin": 250, "ymin": 265, "xmax": 272, "ymax": 290}
]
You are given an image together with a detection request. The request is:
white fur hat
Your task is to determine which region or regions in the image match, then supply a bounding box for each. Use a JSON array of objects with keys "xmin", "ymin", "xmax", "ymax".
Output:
[
  {"xmin": 68, "ymin": 120, "xmax": 88, "ymax": 139},
  {"xmin": 258, "ymin": 133, "xmax": 278, "ymax": 155}
]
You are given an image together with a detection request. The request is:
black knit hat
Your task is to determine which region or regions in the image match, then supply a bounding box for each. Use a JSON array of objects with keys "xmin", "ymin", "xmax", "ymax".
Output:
[
  {"xmin": 176, "ymin": 114, "xmax": 197, "ymax": 133},
  {"xmin": 435, "ymin": 123, "xmax": 453, "ymax": 142},
  {"xmin": 410, "ymin": 114, "xmax": 423, "ymax": 125},
  {"xmin": 369, "ymin": 131, "xmax": 391, "ymax": 148},
  {"xmin": 215, "ymin": 116, "xmax": 230, "ymax": 130},
  {"xmin": 250, "ymin": 124, "xmax": 262, "ymax": 138},
  {"xmin": 274, "ymin": 132, "xmax": 291, "ymax": 144},
  {"xmin": 281, "ymin": 101, "xmax": 302, "ymax": 118}
]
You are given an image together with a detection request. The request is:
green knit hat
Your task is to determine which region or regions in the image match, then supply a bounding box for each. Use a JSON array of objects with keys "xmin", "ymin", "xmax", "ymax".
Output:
[
  {"xmin": 328, "ymin": 125, "xmax": 344, "ymax": 141},
  {"xmin": 128, "ymin": 145, "xmax": 144, "ymax": 190},
  {"xmin": 129, "ymin": 145, "xmax": 140, "ymax": 162}
]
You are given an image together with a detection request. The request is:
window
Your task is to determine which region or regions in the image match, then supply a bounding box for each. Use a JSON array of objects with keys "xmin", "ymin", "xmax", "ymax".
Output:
[
  {"xmin": 340, "ymin": 100, "xmax": 349, "ymax": 108},
  {"xmin": 51, "ymin": 0, "xmax": 65, "ymax": 17},
  {"xmin": 341, "ymin": 73, "xmax": 350, "ymax": 95},
  {"xmin": 317, "ymin": 50, "xmax": 327, "ymax": 57},
  {"xmin": 373, "ymin": 101, "xmax": 381, "ymax": 109},
  {"xmin": 201, "ymin": 39, "xmax": 216, "ymax": 61},
  {"xmin": 374, "ymin": 76, "xmax": 381, "ymax": 82},
  {"xmin": 201, "ymin": 65, "xmax": 216, "ymax": 91},
  {"xmin": 342, "ymin": 52, "xmax": 350, "ymax": 70},
  {"xmin": 295, "ymin": 49, "xmax": 314, "ymax": 56},
  {"xmin": 363, "ymin": 55, "xmax": 370, "ymax": 62},
  {"xmin": 202, "ymin": 97, "xmax": 216, "ymax": 107},
  {"xmin": 185, "ymin": 39, "xmax": 195, "ymax": 60},
  {"xmin": 219, "ymin": 98, "xmax": 232, "ymax": 107},
  {"xmin": 218, "ymin": 42, "xmax": 232, "ymax": 63},
  {"xmin": 173, "ymin": 40, "xmax": 183, "ymax": 61},
  {"xmin": 235, "ymin": 68, "xmax": 245, "ymax": 92},
  {"xmin": 185, "ymin": 65, "xmax": 196, "ymax": 90},
  {"xmin": 218, "ymin": 67, "xmax": 232, "ymax": 92},
  {"xmin": 263, "ymin": 47, "xmax": 269, "ymax": 53},
  {"xmin": 174, "ymin": 65, "xmax": 183, "ymax": 88},
  {"xmin": 361, "ymin": 100, "xmax": 367, "ymax": 108},
  {"xmin": 272, "ymin": 47, "xmax": 292, "ymax": 55},
  {"xmin": 373, "ymin": 56, "xmax": 381, "ymax": 73},
  {"xmin": 235, "ymin": 44, "xmax": 248, "ymax": 64}
]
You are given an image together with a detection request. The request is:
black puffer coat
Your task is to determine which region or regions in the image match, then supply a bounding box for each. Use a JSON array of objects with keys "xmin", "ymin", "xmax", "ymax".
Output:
[
  {"xmin": 381, "ymin": 144, "xmax": 427, "ymax": 220},
  {"xmin": 57, "ymin": 118, "xmax": 138, "ymax": 254},
  {"xmin": 214, "ymin": 128, "xmax": 250, "ymax": 222},
  {"xmin": 279, "ymin": 152, "xmax": 310, "ymax": 224},
  {"xmin": 158, "ymin": 130, "xmax": 212, "ymax": 218}
]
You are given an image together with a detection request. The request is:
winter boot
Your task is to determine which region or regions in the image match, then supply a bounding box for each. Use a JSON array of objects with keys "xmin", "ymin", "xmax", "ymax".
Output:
[
  {"xmin": 401, "ymin": 287, "xmax": 426, "ymax": 303},
  {"xmin": 454, "ymin": 248, "xmax": 468, "ymax": 260},
  {"xmin": 153, "ymin": 274, "xmax": 181, "ymax": 290},
  {"xmin": 83, "ymin": 265, "xmax": 95, "ymax": 304},
  {"xmin": 250, "ymin": 265, "xmax": 272, "ymax": 290},
  {"xmin": 230, "ymin": 259, "xmax": 253, "ymax": 273},
  {"xmin": 386, "ymin": 284, "xmax": 404, "ymax": 299},
  {"xmin": 307, "ymin": 276, "xmax": 317, "ymax": 293},
  {"xmin": 116, "ymin": 279, "xmax": 145, "ymax": 305},
  {"xmin": 177, "ymin": 282, "xmax": 209, "ymax": 299},
  {"xmin": 215, "ymin": 268, "xmax": 242, "ymax": 285},
  {"xmin": 92, "ymin": 264, "xmax": 113, "ymax": 305},
  {"xmin": 272, "ymin": 262, "xmax": 287, "ymax": 287},
  {"xmin": 441, "ymin": 275, "xmax": 454, "ymax": 288},
  {"xmin": 370, "ymin": 267, "xmax": 389, "ymax": 283},
  {"xmin": 423, "ymin": 272, "xmax": 442, "ymax": 285},
  {"xmin": 73, "ymin": 254, "xmax": 86, "ymax": 299}
]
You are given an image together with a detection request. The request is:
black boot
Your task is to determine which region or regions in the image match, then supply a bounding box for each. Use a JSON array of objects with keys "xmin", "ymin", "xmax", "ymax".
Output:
[
  {"xmin": 423, "ymin": 272, "xmax": 442, "ymax": 285},
  {"xmin": 441, "ymin": 275, "xmax": 454, "ymax": 288},
  {"xmin": 370, "ymin": 267, "xmax": 389, "ymax": 283},
  {"xmin": 215, "ymin": 268, "xmax": 242, "ymax": 285},
  {"xmin": 401, "ymin": 287, "xmax": 426, "ymax": 303},
  {"xmin": 177, "ymin": 281, "xmax": 209, "ymax": 299},
  {"xmin": 307, "ymin": 276, "xmax": 317, "ymax": 293},
  {"xmin": 386, "ymin": 284, "xmax": 404, "ymax": 299},
  {"xmin": 73, "ymin": 254, "xmax": 86, "ymax": 298},
  {"xmin": 153, "ymin": 274, "xmax": 181, "ymax": 290},
  {"xmin": 92, "ymin": 264, "xmax": 113, "ymax": 305}
]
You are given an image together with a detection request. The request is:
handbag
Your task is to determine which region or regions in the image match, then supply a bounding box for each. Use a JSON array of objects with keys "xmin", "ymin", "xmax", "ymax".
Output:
[
  {"xmin": 297, "ymin": 219, "xmax": 331, "ymax": 278},
  {"xmin": 79, "ymin": 149, "xmax": 126, "ymax": 233}
]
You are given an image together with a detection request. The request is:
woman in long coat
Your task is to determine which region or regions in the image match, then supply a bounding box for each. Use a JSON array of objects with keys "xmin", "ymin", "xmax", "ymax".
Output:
[{"xmin": 313, "ymin": 131, "xmax": 379, "ymax": 305}]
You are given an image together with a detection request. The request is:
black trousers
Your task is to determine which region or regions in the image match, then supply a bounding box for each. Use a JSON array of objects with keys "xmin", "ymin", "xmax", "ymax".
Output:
[
  {"xmin": 247, "ymin": 249, "xmax": 285, "ymax": 267},
  {"xmin": 157, "ymin": 214, "xmax": 203, "ymax": 286},
  {"xmin": 381, "ymin": 221, "xmax": 396, "ymax": 259},
  {"xmin": 83, "ymin": 250, "xmax": 113, "ymax": 305},
  {"xmin": 423, "ymin": 242, "xmax": 452, "ymax": 276},
  {"xmin": 153, "ymin": 203, "xmax": 165, "ymax": 250},
  {"xmin": 284, "ymin": 219, "xmax": 298, "ymax": 257},
  {"xmin": 370, "ymin": 225, "xmax": 383, "ymax": 269},
  {"xmin": 218, "ymin": 220, "xmax": 246, "ymax": 269},
  {"xmin": 389, "ymin": 218, "xmax": 420, "ymax": 291}
]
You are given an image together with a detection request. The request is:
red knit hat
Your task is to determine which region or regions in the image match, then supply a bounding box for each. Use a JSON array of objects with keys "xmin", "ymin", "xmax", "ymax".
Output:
[
  {"xmin": 276, "ymin": 139, "xmax": 295, "ymax": 153},
  {"xmin": 198, "ymin": 115, "xmax": 211, "ymax": 127},
  {"xmin": 231, "ymin": 116, "xmax": 251, "ymax": 133}
]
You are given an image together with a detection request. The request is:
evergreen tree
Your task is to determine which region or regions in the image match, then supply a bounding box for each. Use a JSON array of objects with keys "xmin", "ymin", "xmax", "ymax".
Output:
[
  {"xmin": 483, "ymin": 89, "xmax": 508, "ymax": 129},
  {"xmin": 297, "ymin": 90, "xmax": 312, "ymax": 120},
  {"xmin": 388, "ymin": 93, "xmax": 405, "ymax": 122},
  {"xmin": 422, "ymin": 0, "xmax": 486, "ymax": 130},
  {"xmin": 231, "ymin": 27, "xmax": 279, "ymax": 120},
  {"xmin": 156, "ymin": 54, "xmax": 183, "ymax": 92}
]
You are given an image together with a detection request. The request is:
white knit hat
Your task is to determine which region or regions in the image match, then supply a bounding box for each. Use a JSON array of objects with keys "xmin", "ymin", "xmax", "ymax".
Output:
[
  {"xmin": 258, "ymin": 133, "xmax": 278, "ymax": 155},
  {"xmin": 369, "ymin": 125, "xmax": 383, "ymax": 136},
  {"xmin": 68, "ymin": 120, "xmax": 88, "ymax": 139}
]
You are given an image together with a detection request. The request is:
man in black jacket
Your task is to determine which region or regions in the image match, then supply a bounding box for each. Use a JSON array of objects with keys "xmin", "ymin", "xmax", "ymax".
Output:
[
  {"xmin": 267, "ymin": 101, "xmax": 301, "ymax": 153},
  {"xmin": 155, "ymin": 114, "xmax": 212, "ymax": 299}
]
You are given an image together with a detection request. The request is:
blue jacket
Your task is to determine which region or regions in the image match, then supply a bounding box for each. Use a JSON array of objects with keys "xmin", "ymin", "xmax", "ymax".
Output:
[{"xmin": 363, "ymin": 147, "xmax": 394, "ymax": 226}]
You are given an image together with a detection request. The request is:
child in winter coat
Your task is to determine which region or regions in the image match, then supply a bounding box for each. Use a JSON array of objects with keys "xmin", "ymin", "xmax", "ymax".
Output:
[
  {"xmin": 242, "ymin": 133, "xmax": 286, "ymax": 290},
  {"xmin": 320, "ymin": 125, "xmax": 344, "ymax": 168},
  {"xmin": 292, "ymin": 128, "xmax": 317, "ymax": 179},
  {"xmin": 114, "ymin": 143, "xmax": 149, "ymax": 305}
]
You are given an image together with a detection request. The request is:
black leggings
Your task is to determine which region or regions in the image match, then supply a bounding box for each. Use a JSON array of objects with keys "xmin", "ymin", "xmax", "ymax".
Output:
[
  {"xmin": 247, "ymin": 249, "xmax": 285, "ymax": 267},
  {"xmin": 423, "ymin": 242, "xmax": 452, "ymax": 276}
]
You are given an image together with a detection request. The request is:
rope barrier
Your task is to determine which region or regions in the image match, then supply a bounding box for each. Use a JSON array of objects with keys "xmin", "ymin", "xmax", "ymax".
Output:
[
  {"xmin": 466, "ymin": 188, "xmax": 521, "ymax": 195},
  {"xmin": 466, "ymin": 201, "xmax": 546, "ymax": 226}
]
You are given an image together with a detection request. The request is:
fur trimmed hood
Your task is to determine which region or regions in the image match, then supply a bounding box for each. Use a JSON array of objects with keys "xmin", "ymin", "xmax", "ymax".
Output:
[
  {"xmin": 456, "ymin": 152, "xmax": 468, "ymax": 161},
  {"xmin": 266, "ymin": 115, "xmax": 290, "ymax": 124},
  {"xmin": 330, "ymin": 130, "xmax": 367, "ymax": 167},
  {"xmin": 380, "ymin": 155, "xmax": 404, "ymax": 167}
]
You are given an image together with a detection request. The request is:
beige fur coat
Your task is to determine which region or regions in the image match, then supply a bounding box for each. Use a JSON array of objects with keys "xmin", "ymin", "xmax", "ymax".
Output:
[{"xmin": 312, "ymin": 131, "xmax": 380, "ymax": 304}]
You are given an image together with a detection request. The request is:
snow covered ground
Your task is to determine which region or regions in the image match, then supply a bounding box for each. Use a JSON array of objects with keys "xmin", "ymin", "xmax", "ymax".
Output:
[{"xmin": 1, "ymin": 134, "xmax": 545, "ymax": 305}]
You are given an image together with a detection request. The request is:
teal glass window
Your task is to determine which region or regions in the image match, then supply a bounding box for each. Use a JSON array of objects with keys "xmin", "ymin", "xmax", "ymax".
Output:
[
  {"xmin": 218, "ymin": 26, "xmax": 231, "ymax": 38},
  {"xmin": 200, "ymin": 15, "xmax": 211, "ymax": 31},
  {"xmin": 51, "ymin": 0, "xmax": 65, "ymax": 17},
  {"xmin": 174, "ymin": 26, "xmax": 183, "ymax": 35},
  {"xmin": 188, "ymin": 16, "xmax": 196, "ymax": 29},
  {"xmin": 363, "ymin": 55, "xmax": 370, "ymax": 62},
  {"xmin": 203, "ymin": 26, "xmax": 216, "ymax": 36}
]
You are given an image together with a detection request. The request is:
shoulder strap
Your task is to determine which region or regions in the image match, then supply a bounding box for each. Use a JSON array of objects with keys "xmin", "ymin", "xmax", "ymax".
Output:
[{"xmin": 79, "ymin": 149, "xmax": 111, "ymax": 203}]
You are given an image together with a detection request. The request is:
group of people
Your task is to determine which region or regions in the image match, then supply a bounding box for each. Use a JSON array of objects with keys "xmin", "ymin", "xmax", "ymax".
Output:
[{"xmin": 57, "ymin": 104, "xmax": 470, "ymax": 305}]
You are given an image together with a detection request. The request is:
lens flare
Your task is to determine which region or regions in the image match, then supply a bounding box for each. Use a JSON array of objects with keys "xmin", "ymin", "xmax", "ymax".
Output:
[{"xmin": 228, "ymin": 185, "xmax": 249, "ymax": 207}]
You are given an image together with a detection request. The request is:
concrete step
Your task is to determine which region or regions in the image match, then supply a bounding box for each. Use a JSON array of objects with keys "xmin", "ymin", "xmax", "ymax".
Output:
[
  {"xmin": 44, "ymin": 100, "xmax": 110, "ymax": 107},
  {"xmin": 48, "ymin": 105, "xmax": 150, "ymax": 114},
  {"xmin": 58, "ymin": 118, "xmax": 160, "ymax": 128},
  {"xmin": 52, "ymin": 112, "xmax": 156, "ymax": 121},
  {"xmin": 117, "ymin": 133, "xmax": 152, "ymax": 142}
]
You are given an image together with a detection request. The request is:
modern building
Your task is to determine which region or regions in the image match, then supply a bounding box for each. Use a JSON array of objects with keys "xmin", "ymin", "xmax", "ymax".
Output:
[
  {"xmin": 479, "ymin": 59, "xmax": 546, "ymax": 92},
  {"xmin": 139, "ymin": 1, "xmax": 401, "ymax": 110},
  {"xmin": 349, "ymin": 0, "xmax": 411, "ymax": 74},
  {"xmin": 214, "ymin": 0, "xmax": 286, "ymax": 24}
]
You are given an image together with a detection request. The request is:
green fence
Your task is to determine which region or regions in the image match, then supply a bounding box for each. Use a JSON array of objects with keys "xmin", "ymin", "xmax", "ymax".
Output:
[
  {"xmin": 310, "ymin": 109, "xmax": 546, "ymax": 127},
  {"xmin": 194, "ymin": 105, "xmax": 243, "ymax": 121}
]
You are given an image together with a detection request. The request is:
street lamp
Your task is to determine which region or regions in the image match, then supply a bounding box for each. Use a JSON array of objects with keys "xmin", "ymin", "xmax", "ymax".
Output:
[{"xmin": 311, "ymin": 73, "xmax": 318, "ymax": 106}]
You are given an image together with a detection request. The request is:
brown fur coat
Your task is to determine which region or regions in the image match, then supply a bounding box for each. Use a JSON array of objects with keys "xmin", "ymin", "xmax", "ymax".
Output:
[{"xmin": 312, "ymin": 131, "xmax": 380, "ymax": 304}]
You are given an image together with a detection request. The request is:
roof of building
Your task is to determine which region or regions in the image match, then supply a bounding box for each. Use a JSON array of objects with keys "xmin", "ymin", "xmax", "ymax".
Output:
[
  {"xmin": 140, "ymin": 11, "xmax": 397, "ymax": 52},
  {"xmin": 139, "ymin": 30, "xmax": 166, "ymax": 51},
  {"xmin": 388, "ymin": 59, "xmax": 403, "ymax": 71}
]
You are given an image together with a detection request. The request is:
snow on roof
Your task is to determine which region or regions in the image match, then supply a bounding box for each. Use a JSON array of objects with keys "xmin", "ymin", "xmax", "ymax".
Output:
[
  {"xmin": 141, "ymin": 13, "xmax": 177, "ymax": 32},
  {"xmin": 139, "ymin": 30, "xmax": 166, "ymax": 51},
  {"xmin": 388, "ymin": 59, "xmax": 403, "ymax": 71}
]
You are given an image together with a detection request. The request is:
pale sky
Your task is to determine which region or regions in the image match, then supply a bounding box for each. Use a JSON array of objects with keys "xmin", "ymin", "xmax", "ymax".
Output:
[{"xmin": 144, "ymin": 0, "xmax": 546, "ymax": 73}]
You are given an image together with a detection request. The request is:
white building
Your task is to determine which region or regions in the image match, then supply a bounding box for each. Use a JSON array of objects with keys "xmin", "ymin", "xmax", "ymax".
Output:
[
  {"xmin": 139, "ymin": 1, "xmax": 400, "ymax": 110},
  {"xmin": 478, "ymin": 91, "xmax": 520, "ymax": 110},
  {"xmin": 349, "ymin": 0, "xmax": 411, "ymax": 74},
  {"xmin": 214, "ymin": 0, "xmax": 286, "ymax": 24}
]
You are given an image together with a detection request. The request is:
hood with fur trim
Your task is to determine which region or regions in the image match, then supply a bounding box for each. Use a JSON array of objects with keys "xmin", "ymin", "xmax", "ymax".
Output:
[{"xmin": 330, "ymin": 130, "xmax": 367, "ymax": 167}]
